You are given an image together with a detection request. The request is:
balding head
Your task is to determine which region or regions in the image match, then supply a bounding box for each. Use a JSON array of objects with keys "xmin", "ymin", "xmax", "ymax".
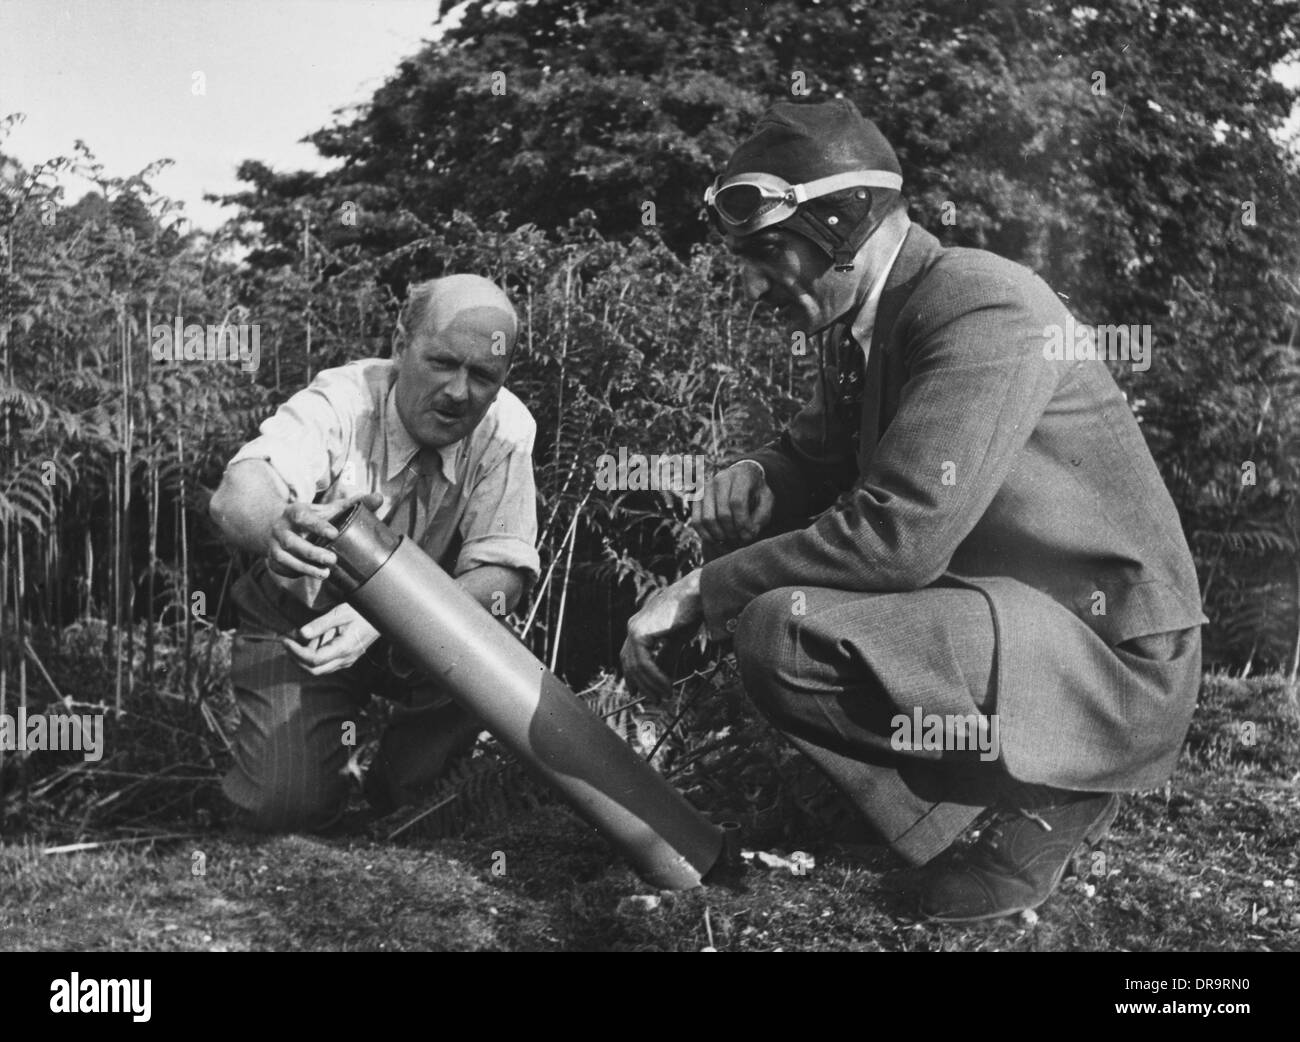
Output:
[
  {"xmin": 399, "ymin": 275, "xmax": 518, "ymax": 358},
  {"xmin": 393, "ymin": 275, "xmax": 519, "ymax": 449}
]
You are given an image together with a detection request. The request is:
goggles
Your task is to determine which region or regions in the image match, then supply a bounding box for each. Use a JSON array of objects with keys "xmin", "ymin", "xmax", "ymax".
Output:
[{"xmin": 703, "ymin": 169, "xmax": 903, "ymax": 236}]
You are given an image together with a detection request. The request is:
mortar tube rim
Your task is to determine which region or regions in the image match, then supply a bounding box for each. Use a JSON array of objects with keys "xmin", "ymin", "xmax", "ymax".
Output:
[{"xmin": 317, "ymin": 503, "xmax": 401, "ymax": 593}]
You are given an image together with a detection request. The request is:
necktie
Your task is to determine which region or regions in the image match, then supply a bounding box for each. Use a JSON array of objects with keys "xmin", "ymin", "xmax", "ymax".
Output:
[
  {"xmin": 833, "ymin": 325, "xmax": 866, "ymax": 413},
  {"xmin": 391, "ymin": 448, "xmax": 442, "ymax": 539}
]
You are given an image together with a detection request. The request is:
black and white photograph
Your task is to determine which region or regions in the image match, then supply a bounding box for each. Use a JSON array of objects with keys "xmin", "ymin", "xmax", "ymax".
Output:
[{"xmin": 0, "ymin": 0, "xmax": 1296, "ymax": 975}]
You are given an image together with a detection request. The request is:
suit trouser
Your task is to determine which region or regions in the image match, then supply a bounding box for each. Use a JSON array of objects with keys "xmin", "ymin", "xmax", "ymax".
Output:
[
  {"xmin": 220, "ymin": 562, "xmax": 481, "ymax": 831},
  {"xmin": 733, "ymin": 581, "xmax": 1131, "ymax": 866}
]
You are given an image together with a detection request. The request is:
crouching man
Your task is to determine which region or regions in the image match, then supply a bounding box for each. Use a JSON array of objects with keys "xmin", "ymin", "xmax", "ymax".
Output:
[
  {"xmin": 210, "ymin": 275, "xmax": 539, "ymax": 831},
  {"xmin": 620, "ymin": 100, "xmax": 1205, "ymax": 921}
]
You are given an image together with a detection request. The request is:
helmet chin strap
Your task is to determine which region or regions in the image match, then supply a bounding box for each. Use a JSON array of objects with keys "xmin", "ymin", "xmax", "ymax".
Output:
[
  {"xmin": 826, "ymin": 203, "xmax": 899, "ymax": 271},
  {"xmin": 835, "ymin": 207, "xmax": 893, "ymax": 272},
  {"xmin": 794, "ymin": 200, "xmax": 894, "ymax": 272},
  {"xmin": 802, "ymin": 209, "xmax": 899, "ymax": 335}
]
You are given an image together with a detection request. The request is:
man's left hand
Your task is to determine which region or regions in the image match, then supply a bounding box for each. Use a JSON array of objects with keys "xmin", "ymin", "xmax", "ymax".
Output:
[
  {"xmin": 619, "ymin": 571, "xmax": 704, "ymax": 701},
  {"xmin": 283, "ymin": 602, "xmax": 381, "ymax": 676}
]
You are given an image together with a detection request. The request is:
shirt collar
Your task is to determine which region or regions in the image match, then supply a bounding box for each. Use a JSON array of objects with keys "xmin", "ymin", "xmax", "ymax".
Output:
[
  {"xmin": 383, "ymin": 382, "xmax": 463, "ymax": 485},
  {"xmin": 849, "ymin": 220, "xmax": 911, "ymax": 347}
]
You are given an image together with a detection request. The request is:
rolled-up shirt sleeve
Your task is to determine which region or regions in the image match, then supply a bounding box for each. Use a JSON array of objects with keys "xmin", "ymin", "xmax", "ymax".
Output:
[
  {"xmin": 227, "ymin": 369, "xmax": 358, "ymax": 503},
  {"xmin": 454, "ymin": 427, "xmax": 541, "ymax": 584}
]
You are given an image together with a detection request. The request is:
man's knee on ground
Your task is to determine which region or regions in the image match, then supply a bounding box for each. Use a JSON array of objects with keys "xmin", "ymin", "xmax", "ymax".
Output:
[{"xmin": 223, "ymin": 770, "xmax": 345, "ymax": 834}]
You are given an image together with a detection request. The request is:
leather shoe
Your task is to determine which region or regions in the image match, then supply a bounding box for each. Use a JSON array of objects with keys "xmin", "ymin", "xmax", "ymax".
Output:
[{"xmin": 917, "ymin": 792, "xmax": 1119, "ymax": 922}]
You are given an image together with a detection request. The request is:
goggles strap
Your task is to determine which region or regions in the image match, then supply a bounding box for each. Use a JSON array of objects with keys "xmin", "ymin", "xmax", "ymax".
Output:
[{"xmin": 788, "ymin": 170, "xmax": 903, "ymax": 206}]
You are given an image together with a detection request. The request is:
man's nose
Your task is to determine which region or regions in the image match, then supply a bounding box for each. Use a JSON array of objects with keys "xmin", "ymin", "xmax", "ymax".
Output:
[
  {"xmin": 741, "ymin": 263, "xmax": 769, "ymax": 301},
  {"xmin": 444, "ymin": 366, "xmax": 470, "ymax": 400}
]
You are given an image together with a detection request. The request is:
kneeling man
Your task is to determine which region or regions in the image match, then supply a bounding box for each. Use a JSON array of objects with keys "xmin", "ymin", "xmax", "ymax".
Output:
[
  {"xmin": 621, "ymin": 100, "xmax": 1204, "ymax": 920},
  {"xmin": 210, "ymin": 275, "xmax": 539, "ymax": 831}
]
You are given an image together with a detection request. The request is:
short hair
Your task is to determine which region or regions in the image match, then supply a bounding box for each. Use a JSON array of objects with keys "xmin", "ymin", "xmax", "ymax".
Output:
[{"xmin": 396, "ymin": 279, "xmax": 440, "ymax": 342}]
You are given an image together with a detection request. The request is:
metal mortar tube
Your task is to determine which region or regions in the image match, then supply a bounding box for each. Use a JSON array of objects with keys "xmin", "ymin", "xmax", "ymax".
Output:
[{"xmin": 316, "ymin": 503, "xmax": 723, "ymax": 889}]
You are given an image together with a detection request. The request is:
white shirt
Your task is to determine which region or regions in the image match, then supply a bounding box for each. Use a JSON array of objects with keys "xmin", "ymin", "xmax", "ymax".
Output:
[
  {"xmin": 228, "ymin": 358, "xmax": 540, "ymax": 607},
  {"xmin": 848, "ymin": 220, "xmax": 911, "ymax": 359}
]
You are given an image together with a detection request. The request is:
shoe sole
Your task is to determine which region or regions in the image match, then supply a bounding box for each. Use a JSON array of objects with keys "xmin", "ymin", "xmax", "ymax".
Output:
[{"xmin": 919, "ymin": 794, "xmax": 1120, "ymax": 923}]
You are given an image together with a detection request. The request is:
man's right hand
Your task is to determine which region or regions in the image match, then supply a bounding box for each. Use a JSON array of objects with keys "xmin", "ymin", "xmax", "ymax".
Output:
[
  {"xmin": 266, "ymin": 491, "xmax": 384, "ymax": 580},
  {"xmin": 690, "ymin": 461, "xmax": 775, "ymax": 551}
]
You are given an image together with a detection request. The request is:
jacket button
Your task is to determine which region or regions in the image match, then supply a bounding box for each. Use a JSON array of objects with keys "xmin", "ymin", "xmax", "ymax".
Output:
[{"xmin": 725, "ymin": 618, "xmax": 739, "ymax": 634}]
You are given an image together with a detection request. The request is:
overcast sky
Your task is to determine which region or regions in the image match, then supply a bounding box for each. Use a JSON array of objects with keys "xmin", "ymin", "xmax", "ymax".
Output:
[{"xmin": 0, "ymin": 0, "xmax": 446, "ymax": 229}]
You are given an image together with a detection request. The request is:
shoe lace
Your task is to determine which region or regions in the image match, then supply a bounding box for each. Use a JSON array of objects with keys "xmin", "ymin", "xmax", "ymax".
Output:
[
  {"xmin": 975, "ymin": 805, "xmax": 1053, "ymax": 855},
  {"xmin": 1015, "ymin": 807, "xmax": 1054, "ymax": 832}
]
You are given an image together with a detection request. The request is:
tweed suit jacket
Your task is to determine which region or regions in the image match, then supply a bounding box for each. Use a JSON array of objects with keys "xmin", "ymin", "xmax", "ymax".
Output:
[{"xmin": 699, "ymin": 223, "xmax": 1206, "ymax": 788}]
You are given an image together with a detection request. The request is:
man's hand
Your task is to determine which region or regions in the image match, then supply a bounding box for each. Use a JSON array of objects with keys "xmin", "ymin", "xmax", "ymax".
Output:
[
  {"xmin": 690, "ymin": 461, "xmax": 774, "ymax": 551},
  {"xmin": 266, "ymin": 491, "xmax": 384, "ymax": 580},
  {"xmin": 282, "ymin": 602, "xmax": 381, "ymax": 676},
  {"xmin": 619, "ymin": 571, "xmax": 704, "ymax": 702}
]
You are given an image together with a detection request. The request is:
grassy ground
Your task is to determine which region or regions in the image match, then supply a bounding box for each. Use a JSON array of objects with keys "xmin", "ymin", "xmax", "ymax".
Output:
[{"xmin": 1, "ymin": 673, "xmax": 1296, "ymax": 951}]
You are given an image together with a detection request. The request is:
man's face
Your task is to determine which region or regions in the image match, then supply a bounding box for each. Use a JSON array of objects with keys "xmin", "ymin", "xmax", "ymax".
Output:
[
  {"xmin": 727, "ymin": 226, "xmax": 861, "ymax": 334},
  {"xmin": 393, "ymin": 306, "xmax": 513, "ymax": 449}
]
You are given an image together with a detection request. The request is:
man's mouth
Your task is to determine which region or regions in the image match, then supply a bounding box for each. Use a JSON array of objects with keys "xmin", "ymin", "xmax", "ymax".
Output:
[{"xmin": 430, "ymin": 406, "xmax": 465, "ymax": 425}]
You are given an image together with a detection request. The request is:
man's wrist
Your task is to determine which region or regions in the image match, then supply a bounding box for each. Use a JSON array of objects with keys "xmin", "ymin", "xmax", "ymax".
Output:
[{"xmin": 671, "ymin": 569, "xmax": 704, "ymax": 626}]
